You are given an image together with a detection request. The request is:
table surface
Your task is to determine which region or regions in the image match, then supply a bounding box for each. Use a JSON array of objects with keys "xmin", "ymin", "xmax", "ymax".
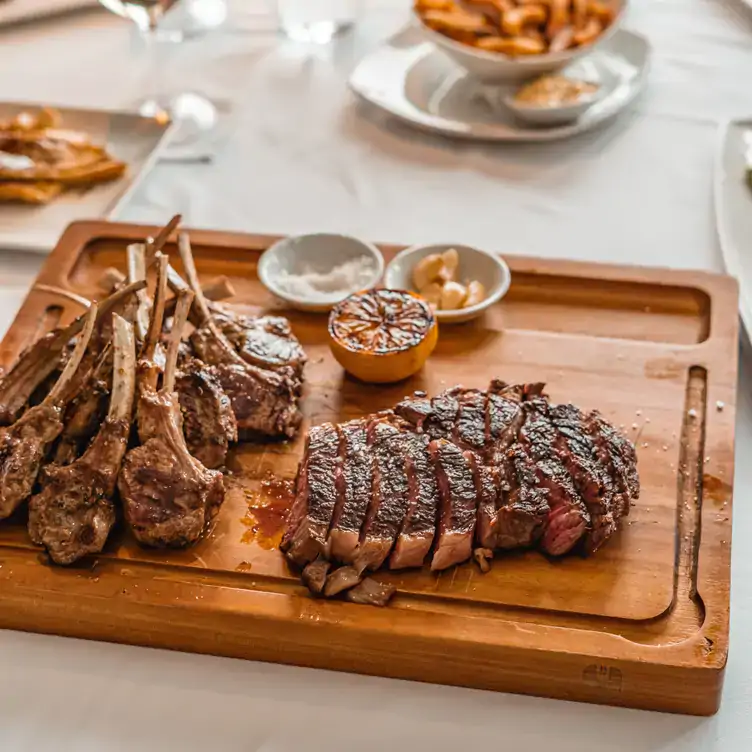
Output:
[{"xmin": 1, "ymin": 0, "xmax": 752, "ymax": 749}]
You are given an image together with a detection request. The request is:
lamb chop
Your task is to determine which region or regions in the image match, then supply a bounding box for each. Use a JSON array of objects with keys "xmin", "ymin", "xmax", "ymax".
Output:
[
  {"xmin": 28, "ymin": 314, "xmax": 136, "ymax": 564},
  {"xmin": 118, "ymin": 258, "xmax": 225, "ymax": 547},
  {"xmin": 177, "ymin": 232, "xmax": 303, "ymax": 440},
  {"xmin": 40, "ymin": 281, "xmax": 147, "ymax": 465},
  {"xmin": 0, "ymin": 305, "xmax": 98, "ymax": 519},
  {"xmin": 112, "ymin": 246, "xmax": 238, "ymax": 470},
  {"xmin": 0, "ymin": 313, "xmax": 91, "ymax": 426}
]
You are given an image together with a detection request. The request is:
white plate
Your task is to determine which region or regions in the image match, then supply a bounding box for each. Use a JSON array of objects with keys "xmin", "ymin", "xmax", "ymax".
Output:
[
  {"xmin": 0, "ymin": 0, "xmax": 98, "ymax": 27},
  {"xmin": 714, "ymin": 119, "xmax": 752, "ymax": 336},
  {"xmin": 0, "ymin": 103, "xmax": 173, "ymax": 254},
  {"xmin": 349, "ymin": 26, "xmax": 651, "ymax": 142}
]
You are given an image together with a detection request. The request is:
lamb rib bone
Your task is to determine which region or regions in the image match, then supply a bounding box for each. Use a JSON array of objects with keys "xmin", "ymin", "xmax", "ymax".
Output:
[
  {"xmin": 127, "ymin": 243, "xmax": 151, "ymax": 344},
  {"xmin": 0, "ymin": 304, "xmax": 98, "ymax": 519},
  {"xmin": 28, "ymin": 314, "xmax": 136, "ymax": 564},
  {"xmin": 119, "ymin": 270, "xmax": 226, "ymax": 547},
  {"xmin": 132, "ymin": 257, "xmax": 238, "ymax": 469},
  {"xmin": 177, "ymin": 232, "xmax": 303, "ymax": 440}
]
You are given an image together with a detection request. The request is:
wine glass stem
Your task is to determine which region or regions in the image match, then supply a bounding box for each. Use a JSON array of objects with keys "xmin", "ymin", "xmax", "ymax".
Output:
[{"xmin": 139, "ymin": 26, "xmax": 168, "ymax": 119}]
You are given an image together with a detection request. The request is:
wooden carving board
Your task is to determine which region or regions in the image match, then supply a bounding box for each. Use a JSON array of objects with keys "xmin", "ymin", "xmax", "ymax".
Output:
[{"xmin": 0, "ymin": 221, "xmax": 738, "ymax": 715}]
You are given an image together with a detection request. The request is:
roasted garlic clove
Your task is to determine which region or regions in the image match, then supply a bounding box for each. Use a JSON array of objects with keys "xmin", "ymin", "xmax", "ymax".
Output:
[
  {"xmin": 412, "ymin": 253, "xmax": 444, "ymax": 291},
  {"xmin": 440, "ymin": 248, "xmax": 459, "ymax": 282},
  {"xmin": 440, "ymin": 281, "xmax": 468, "ymax": 310},
  {"xmin": 464, "ymin": 280, "xmax": 486, "ymax": 308},
  {"xmin": 421, "ymin": 281, "xmax": 443, "ymax": 308}
]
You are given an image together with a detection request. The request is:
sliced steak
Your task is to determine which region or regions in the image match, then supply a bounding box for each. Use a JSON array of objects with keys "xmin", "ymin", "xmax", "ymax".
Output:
[
  {"xmin": 585, "ymin": 409, "xmax": 640, "ymax": 519},
  {"xmin": 395, "ymin": 389, "xmax": 460, "ymax": 441},
  {"xmin": 328, "ymin": 419, "xmax": 372, "ymax": 563},
  {"xmin": 547, "ymin": 402, "xmax": 618, "ymax": 553},
  {"xmin": 486, "ymin": 390, "xmax": 525, "ymax": 459},
  {"xmin": 519, "ymin": 407, "xmax": 589, "ymax": 555},
  {"xmin": 390, "ymin": 431, "xmax": 438, "ymax": 570},
  {"xmin": 429, "ymin": 438, "xmax": 477, "ymax": 571},
  {"xmin": 356, "ymin": 421, "xmax": 411, "ymax": 571},
  {"xmin": 496, "ymin": 443, "xmax": 550, "ymax": 549},
  {"xmin": 466, "ymin": 451, "xmax": 499, "ymax": 549},
  {"xmin": 453, "ymin": 389, "xmax": 487, "ymax": 452},
  {"xmin": 281, "ymin": 422, "xmax": 341, "ymax": 566}
]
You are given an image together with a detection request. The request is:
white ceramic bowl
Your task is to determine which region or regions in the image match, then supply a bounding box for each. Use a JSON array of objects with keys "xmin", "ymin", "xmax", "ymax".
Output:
[
  {"xmin": 413, "ymin": 1, "xmax": 626, "ymax": 84},
  {"xmin": 258, "ymin": 233, "xmax": 384, "ymax": 312},
  {"xmin": 383, "ymin": 243, "xmax": 511, "ymax": 324},
  {"xmin": 503, "ymin": 82, "xmax": 604, "ymax": 126}
]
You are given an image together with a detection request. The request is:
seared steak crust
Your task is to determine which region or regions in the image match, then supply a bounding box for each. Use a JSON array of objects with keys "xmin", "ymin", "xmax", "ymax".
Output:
[{"xmin": 285, "ymin": 381, "xmax": 639, "ymax": 605}]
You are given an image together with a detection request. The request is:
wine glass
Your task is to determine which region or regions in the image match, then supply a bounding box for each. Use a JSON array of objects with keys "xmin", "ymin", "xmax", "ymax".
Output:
[{"xmin": 99, "ymin": 0, "xmax": 221, "ymax": 155}]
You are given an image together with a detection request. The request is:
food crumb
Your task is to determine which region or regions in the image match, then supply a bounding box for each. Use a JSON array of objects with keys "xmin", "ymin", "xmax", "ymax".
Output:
[
  {"xmin": 688, "ymin": 408, "xmax": 698, "ymax": 419},
  {"xmin": 716, "ymin": 401, "xmax": 725, "ymax": 411}
]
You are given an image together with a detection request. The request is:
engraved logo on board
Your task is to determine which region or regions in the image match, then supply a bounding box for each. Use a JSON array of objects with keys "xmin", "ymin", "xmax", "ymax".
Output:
[{"xmin": 582, "ymin": 664, "xmax": 623, "ymax": 691}]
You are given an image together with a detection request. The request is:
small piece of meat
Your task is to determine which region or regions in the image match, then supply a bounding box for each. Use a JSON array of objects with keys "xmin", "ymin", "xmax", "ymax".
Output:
[
  {"xmin": 496, "ymin": 444, "xmax": 550, "ymax": 549},
  {"xmin": 345, "ymin": 577, "xmax": 396, "ymax": 607},
  {"xmin": 281, "ymin": 423, "xmax": 341, "ymax": 566},
  {"xmin": 216, "ymin": 312, "xmax": 307, "ymax": 376},
  {"xmin": 585, "ymin": 409, "xmax": 640, "ymax": 519},
  {"xmin": 302, "ymin": 557, "xmax": 331, "ymax": 594},
  {"xmin": 356, "ymin": 421, "xmax": 411, "ymax": 571},
  {"xmin": 547, "ymin": 402, "xmax": 618, "ymax": 553},
  {"xmin": 176, "ymin": 358, "xmax": 237, "ymax": 469},
  {"xmin": 454, "ymin": 390, "xmax": 487, "ymax": 451},
  {"xmin": 0, "ymin": 404, "xmax": 64, "ymax": 518},
  {"xmin": 324, "ymin": 563, "xmax": 365, "ymax": 596},
  {"xmin": 466, "ymin": 451, "xmax": 499, "ymax": 549},
  {"xmin": 53, "ymin": 377, "xmax": 109, "ymax": 466},
  {"xmin": 486, "ymin": 391, "xmax": 525, "ymax": 457},
  {"xmin": 28, "ymin": 418, "xmax": 127, "ymax": 564},
  {"xmin": 0, "ymin": 314, "xmax": 90, "ymax": 427},
  {"xmin": 425, "ymin": 390, "xmax": 461, "ymax": 440},
  {"xmin": 473, "ymin": 547, "xmax": 493, "ymax": 573},
  {"xmin": 519, "ymin": 407, "xmax": 589, "ymax": 555},
  {"xmin": 389, "ymin": 431, "xmax": 438, "ymax": 570},
  {"xmin": 328, "ymin": 420, "xmax": 372, "ymax": 563},
  {"xmin": 394, "ymin": 392, "xmax": 433, "ymax": 429},
  {"xmin": 208, "ymin": 357, "xmax": 302, "ymax": 440},
  {"xmin": 429, "ymin": 438, "xmax": 477, "ymax": 571},
  {"xmin": 119, "ymin": 391, "xmax": 226, "ymax": 547}
]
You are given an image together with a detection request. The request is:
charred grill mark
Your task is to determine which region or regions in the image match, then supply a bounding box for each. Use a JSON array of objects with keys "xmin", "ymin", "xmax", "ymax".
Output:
[{"xmin": 357, "ymin": 421, "xmax": 411, "ymax": 571}]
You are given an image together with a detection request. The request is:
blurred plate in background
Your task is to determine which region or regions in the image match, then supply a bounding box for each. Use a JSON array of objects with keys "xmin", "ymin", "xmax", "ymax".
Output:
[{"xmin": 0, "ymin": 103, "xmax": 173, "ymax": 254}]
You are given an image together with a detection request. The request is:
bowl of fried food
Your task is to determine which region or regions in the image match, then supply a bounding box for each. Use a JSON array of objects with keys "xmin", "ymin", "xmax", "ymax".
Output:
[
  {"xmin": 413, "ymin": 0, "xmax": 624, "ymax": 83},
  {"xmin": 384, "ymin": 243, "xmax": 511, "ymax": 324}
]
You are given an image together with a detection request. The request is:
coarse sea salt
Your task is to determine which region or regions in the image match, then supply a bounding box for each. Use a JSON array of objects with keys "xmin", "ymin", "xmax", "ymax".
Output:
[{"xmin": 275, "ymin": 256, "xmax": 377, "ymax": 302}]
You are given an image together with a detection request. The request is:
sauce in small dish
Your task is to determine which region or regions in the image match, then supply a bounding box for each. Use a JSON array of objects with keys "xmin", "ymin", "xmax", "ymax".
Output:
[
  {"xmin": 504, "ymin": 74, "xmax": 604, "ymax": 127},
  {"xmin": 514, "ymin": 75, "xmax": 600, "ymax": 108}
]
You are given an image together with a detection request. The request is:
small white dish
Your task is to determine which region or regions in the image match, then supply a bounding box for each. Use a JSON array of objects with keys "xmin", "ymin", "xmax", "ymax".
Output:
[
  {"xmin": 503, "ymin": 82, "xmax": 605, "ymax": 126},
  {"xmin": 349, "ymin": 27, "xmax": 650, "ymax": 143},
  {"xmin": 258, "ymin": 232, "xmax": 384, "ymax": 312},
  {"xmin": 383, "ymin": 242, "xmax": 511, "ymax": 324},
  {"xmin": 413, "ymin": 0, "xmax": 626, "ymax": 84}
]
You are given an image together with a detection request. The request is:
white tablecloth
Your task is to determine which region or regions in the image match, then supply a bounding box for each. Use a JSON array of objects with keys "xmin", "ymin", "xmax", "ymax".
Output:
[{"xmin": 1, "ymin": 1, "xmax": 752, "ymax": 749}]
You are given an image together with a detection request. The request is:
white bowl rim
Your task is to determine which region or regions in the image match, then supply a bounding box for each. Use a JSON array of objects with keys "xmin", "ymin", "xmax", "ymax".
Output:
[
  {"xmin": 411, "ymin": 4, "xmax": 625, "ymax": 67},
  {"xmin": 258, "ymin": 232, "xmax": 385, "ymax": 308},
  {"xmin": 385, "ymin": 242, "xmax": 512, "ymax": 319}
]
